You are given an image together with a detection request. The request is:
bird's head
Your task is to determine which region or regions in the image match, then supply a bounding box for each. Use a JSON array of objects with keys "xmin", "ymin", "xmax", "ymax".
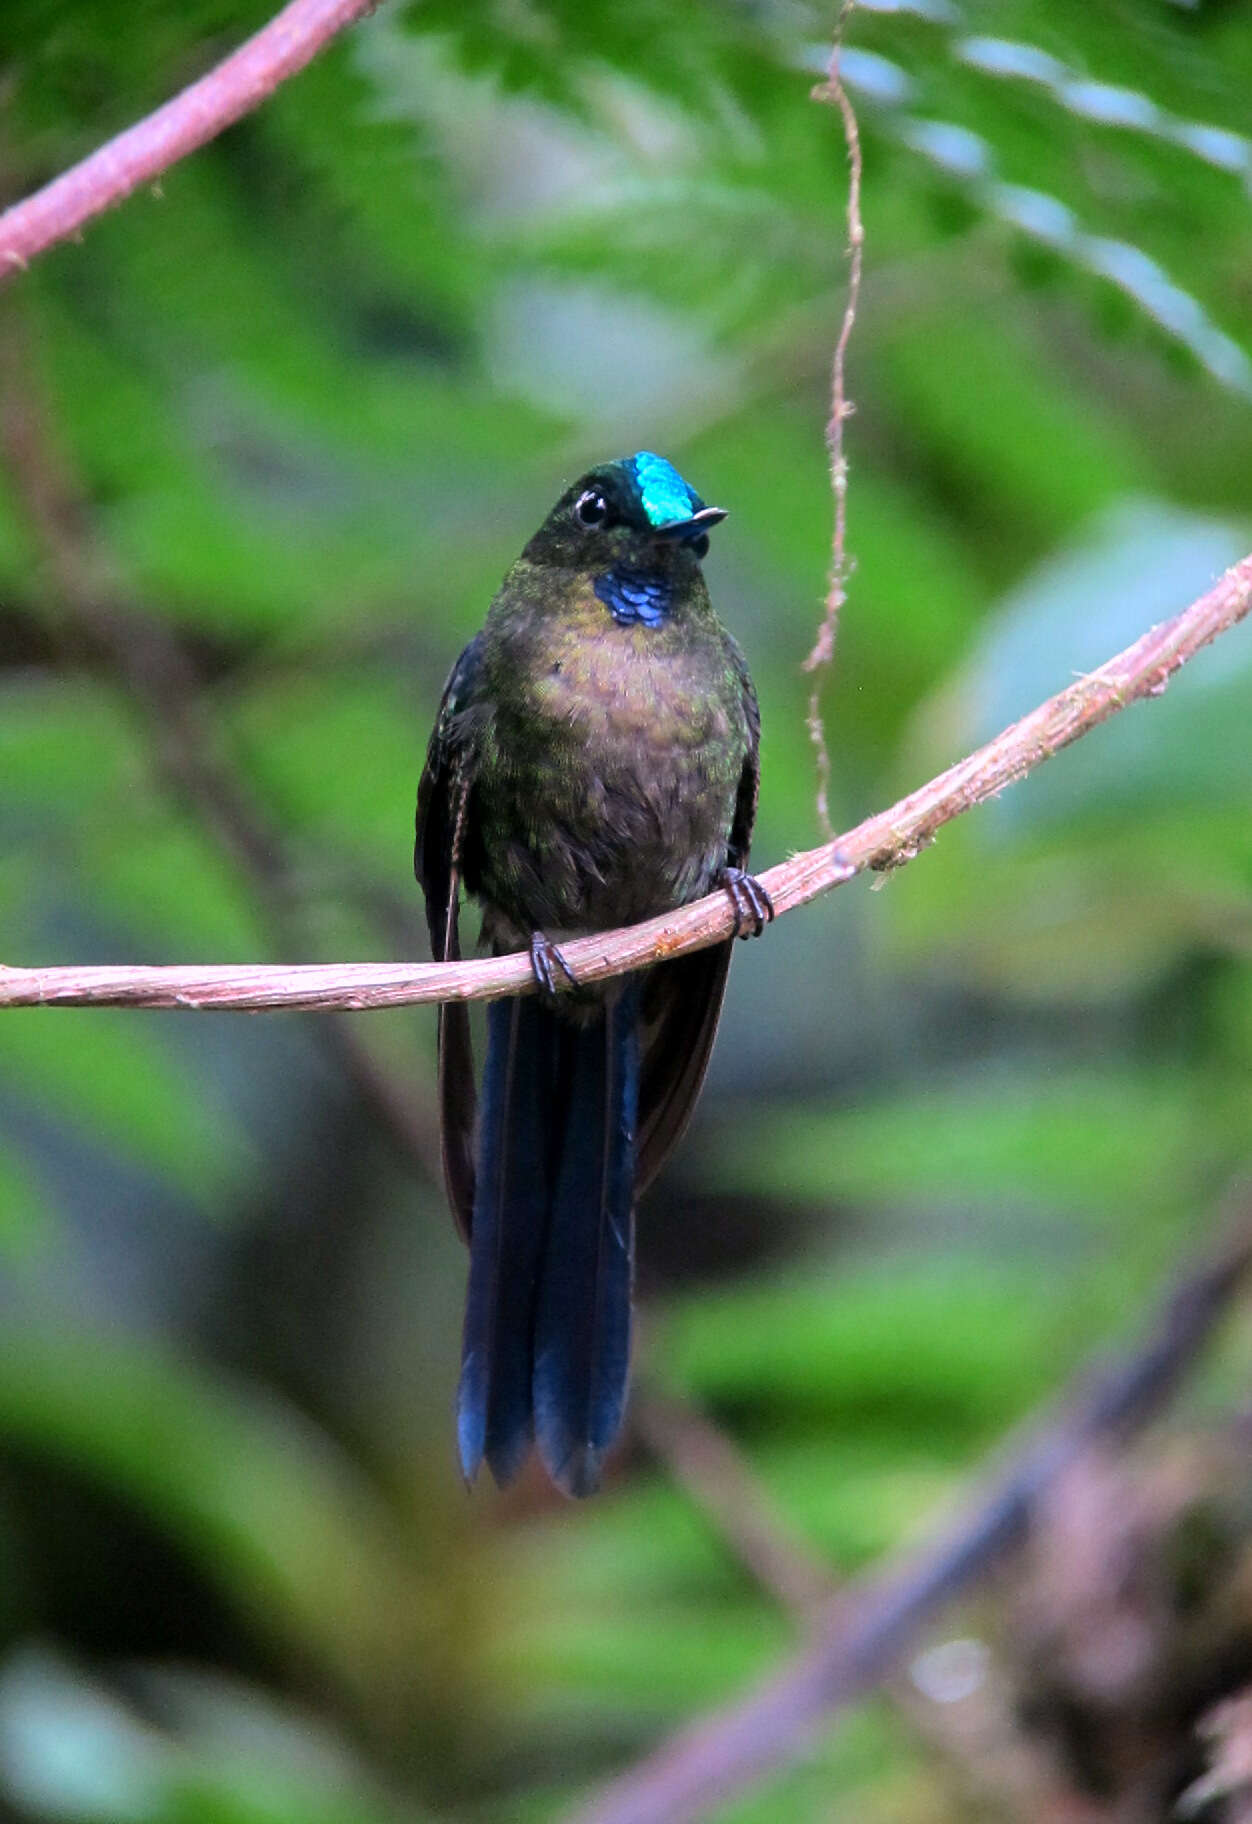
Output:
[{"xmin": 523, "ymin": 452, "xmax": 726, "ymax": 571}]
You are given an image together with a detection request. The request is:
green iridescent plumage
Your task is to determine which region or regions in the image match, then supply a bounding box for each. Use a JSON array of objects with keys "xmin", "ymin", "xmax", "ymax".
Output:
[{"xmin": 416, "ymin": 453, "xmax": 767, "ymax": 1497}]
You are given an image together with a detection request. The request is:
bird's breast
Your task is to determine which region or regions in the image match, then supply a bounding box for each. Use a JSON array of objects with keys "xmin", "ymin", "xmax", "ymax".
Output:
[
  {"xmin": 534, "ymin": 626, "xmax": 732, "ymax": 755},
  {"xmin": 476, "ymin": 613, "xmax": 745, "ymax": 937}
]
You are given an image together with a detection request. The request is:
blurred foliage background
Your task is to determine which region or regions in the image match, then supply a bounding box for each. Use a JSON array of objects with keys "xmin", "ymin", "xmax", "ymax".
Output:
[{"xmin": 2, "ymin": 0, "xmax": 1252, "ymax": 1818}]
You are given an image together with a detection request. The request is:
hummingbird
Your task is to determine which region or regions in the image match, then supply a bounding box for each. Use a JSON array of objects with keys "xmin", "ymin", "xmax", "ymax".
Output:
[{"xmin": 416, "ymin": 451, "xmax": 769, "ymax": 1498}]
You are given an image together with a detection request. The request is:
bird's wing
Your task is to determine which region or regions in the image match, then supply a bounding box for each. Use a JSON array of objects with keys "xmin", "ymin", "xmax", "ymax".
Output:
[
  {"xmin": 416, "ymin": 636, "xmax": 484, "ymax": 1239},
  {"xmin": 636, "ymin": 651, "xmax": 761, "ymax": 1193},
  {"xmin": 725, "ymin": 637, "xmax": 762, "ymax": 872}
]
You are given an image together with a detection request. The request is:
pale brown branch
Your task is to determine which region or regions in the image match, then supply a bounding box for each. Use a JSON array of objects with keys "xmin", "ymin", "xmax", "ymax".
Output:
[
  {"xmin": 569, "ymin": 1197, "xmax": 1252, "ymax": 1824},
  {"xmin": 0, "ymin": 0, "xmax": 377, "ymax": 282},
  {"xmin": 2, "ymin": 549, "xmax": 1249, "ymax": 1013}
]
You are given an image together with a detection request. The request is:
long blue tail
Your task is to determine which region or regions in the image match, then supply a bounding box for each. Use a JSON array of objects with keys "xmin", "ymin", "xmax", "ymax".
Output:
[{"xmin": 458, "ymin": 981, "xmax": 640, "ymax": 1497}]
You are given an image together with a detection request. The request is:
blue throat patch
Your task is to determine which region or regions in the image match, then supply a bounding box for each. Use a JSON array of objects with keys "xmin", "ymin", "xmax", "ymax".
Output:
[
  {"xmin": 594, "ymin": 565, "xmax": 672, "ymax": 628},
  {"xmin": 631, "ymin": 451, "xmax": 697, "ymax": 529}
]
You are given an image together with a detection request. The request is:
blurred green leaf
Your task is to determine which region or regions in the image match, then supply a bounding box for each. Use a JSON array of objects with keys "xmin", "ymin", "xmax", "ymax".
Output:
[
  {"xmin": 711, "ymin": 1068, "xmax": 1218, "ymax": 1220},
  {"xmin": 0, "ymin": 1649, "xmax": 423, "ymax": 1824},
  {"xmin": 0, "ymin": 1332, "xmax": 427, "ymax": 1700}
]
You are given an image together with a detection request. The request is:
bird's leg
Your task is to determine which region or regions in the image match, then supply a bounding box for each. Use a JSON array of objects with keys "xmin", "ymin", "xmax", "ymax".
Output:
[
  {"xmin": 717, "ymin": 866, "xmax": 775, "ymax": 940},
  {"xmin": 529, "ymin": 931, "xmax": 579, "ymax": 996}
]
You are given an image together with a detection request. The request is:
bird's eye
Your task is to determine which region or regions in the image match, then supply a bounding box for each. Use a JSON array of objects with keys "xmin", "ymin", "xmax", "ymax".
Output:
[{"xmin": 575, "ymin": 489, "xmax": 610, "ymax": 527}]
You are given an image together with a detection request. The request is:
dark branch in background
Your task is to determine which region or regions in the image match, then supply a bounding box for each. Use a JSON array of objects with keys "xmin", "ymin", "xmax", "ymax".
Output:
[
  {"xmin": 571, "ymin": 1199, "xmax": 1252, "ymax": 1824},
  {"xmin": 0, "ymin": 311, "xmax": 440, "ymax": 1177},
  {"xmin": 805, "ymin": 3, "xmax": 864, "ymax": 839},
  {"xmin": 2, "ymin": 548, "xmax": 1249, "ymax": 1011},
  {"xmin": 0, "ymin": 0, "xmax": 377, "ymax": 282},
  {"xmin": 636, "ymin": 1388, "xmax": 1111, "ymax": 1821}
]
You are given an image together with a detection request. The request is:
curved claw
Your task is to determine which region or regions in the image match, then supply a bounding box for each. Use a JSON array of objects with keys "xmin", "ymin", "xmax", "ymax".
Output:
[
  {"xmin": 718, "ymin": 866, "xmax": 775, "ymax": 940},
  {"xmin": 529, "ymin": 931, "xmax": 578, "ymax": 996}
]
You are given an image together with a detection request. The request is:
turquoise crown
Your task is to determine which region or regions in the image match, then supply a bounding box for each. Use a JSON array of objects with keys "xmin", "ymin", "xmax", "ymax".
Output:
[{"xmin": 629, "ymin": 451, "xmax": 700, "ymax": 529}]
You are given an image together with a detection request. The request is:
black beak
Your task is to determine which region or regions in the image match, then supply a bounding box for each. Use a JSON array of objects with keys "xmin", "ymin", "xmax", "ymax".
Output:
[{"xmin": 655, "ymin": 505, "xmax": 728, "ymax": 544}]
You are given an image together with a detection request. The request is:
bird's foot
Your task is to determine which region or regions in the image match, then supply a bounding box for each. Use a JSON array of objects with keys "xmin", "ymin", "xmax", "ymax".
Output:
[
  {"xmin": 717, "ymin": 866, "xmax": 775, "ymax": 940},
  {"xmin": 529, "ymin": 931, "xmax": 578, "ymax": 996}
]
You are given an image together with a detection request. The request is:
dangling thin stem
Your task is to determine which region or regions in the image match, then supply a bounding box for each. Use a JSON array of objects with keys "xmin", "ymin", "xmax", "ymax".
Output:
[{"xmin": 805, "ymin": 0, "xmax": 864, "ymax": 839}]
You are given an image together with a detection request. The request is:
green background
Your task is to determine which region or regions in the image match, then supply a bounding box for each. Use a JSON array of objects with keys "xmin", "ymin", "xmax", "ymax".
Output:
[{"xmin": 1, "ymin": 0, "xmax": 1251, "ymax": 1816}]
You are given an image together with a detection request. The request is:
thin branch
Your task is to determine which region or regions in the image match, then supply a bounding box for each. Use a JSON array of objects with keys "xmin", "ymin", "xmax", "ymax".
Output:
[
  {"xmin": 634, "ymin": 1390, "xmax": 837, "ymax": 1619},
  {"xmin": 569, "ymin": 1198, "xmax": 1252, "ymax": 1824},
  {"xmin": 2, "ymin": 549, "xmax": 1249, "ymax": 1012},
  {"xmin": 0, "ymin": 0, "xmax": 377, "ymax": 282},
  {"xmin": 805, "ymin": 2, "xmax": 864, "ymax": 838}
]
